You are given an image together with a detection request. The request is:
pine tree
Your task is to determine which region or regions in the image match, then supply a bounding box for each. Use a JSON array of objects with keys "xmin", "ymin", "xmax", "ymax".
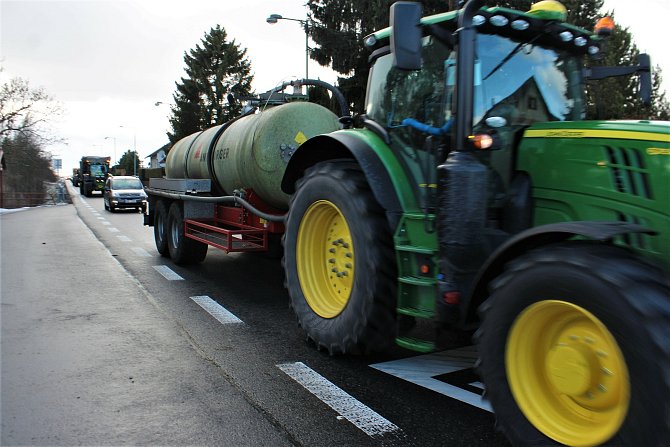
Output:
[
  {"xmin": 306, "ymin": 0, "xmax": 446, "ymax": 114},
  {"xmin": 168, "ymin": 25, "xmax": 254, "ymax": 143}
]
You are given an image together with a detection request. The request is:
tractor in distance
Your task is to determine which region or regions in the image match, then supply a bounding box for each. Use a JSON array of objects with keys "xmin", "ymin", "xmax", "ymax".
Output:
[{"xmin": 78, "ymin": 155, "xmax": 110, "ymax": 197}]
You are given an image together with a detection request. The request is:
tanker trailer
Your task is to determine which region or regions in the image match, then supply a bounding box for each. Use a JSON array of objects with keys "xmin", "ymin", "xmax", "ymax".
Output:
[{"xmin": 144, "ymin": 80, "xmax": 346, "ymax": 264}]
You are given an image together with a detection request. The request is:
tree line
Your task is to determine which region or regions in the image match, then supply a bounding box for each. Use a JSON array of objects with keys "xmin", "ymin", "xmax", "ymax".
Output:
[{"xmin": 0, "ymin": 75, "xmax": 59, "ymax": 207}]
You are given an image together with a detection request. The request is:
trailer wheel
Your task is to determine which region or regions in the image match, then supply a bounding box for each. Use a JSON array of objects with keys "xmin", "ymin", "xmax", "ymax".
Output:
[
  {"xmin": 153, "ymin": 200, "xmax": 169, "ymax": 257},
  {"xmin": 283, "ymin": 160, "xmax": 396, "ymax": 354},
  {"xmin": 476, "ymin": 242, "xmax": 670, "ymax": 446},
  {"xmin": 167, "ymin": 202, "xmax": 207, "ymax": 264}
]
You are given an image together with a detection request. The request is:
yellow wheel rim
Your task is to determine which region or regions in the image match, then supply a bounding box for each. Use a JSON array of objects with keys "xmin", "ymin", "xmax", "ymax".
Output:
[
  {"xmin": 296, "ymin": 200, "xmax": 354, "ymax": 318},
  {"xmin": 506, "ymin": 300, "xmax": 629, "ymax": 447}
]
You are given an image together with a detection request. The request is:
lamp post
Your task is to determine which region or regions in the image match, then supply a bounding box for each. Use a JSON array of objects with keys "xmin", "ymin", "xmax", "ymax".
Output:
[
  {"xmin": 119, "ymin": 125, "xmax": 137, "ymax": 176},
  {"xmin": 266, "ymin": 13, "xmax": 309, "ymax": 82},
  {"xmin": 104, "ymin": 136, "xmax": 116, "ymax": 168}
]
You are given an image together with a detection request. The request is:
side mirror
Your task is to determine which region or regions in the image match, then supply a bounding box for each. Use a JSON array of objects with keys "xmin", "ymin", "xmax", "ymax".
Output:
[
  {"xmin": 390, "ymin": 2, "xmax": 423, "ymax": 70},
  {"xmin": 585, "ymin": 53, "xmax": 653, "ymax": 107},
  {"xmin": 637, "ymin": 53, "xmax": 652, "ymax": 106}
]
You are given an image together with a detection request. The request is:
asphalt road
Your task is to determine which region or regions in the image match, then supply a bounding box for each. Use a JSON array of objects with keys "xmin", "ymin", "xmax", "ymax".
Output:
[{"xmin": 1, "ymin": 182, "xmax": 510, "ymax": 446}]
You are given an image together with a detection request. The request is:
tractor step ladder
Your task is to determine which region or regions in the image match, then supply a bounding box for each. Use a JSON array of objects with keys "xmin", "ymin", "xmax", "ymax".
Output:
[{"xmin": 394, "ymin": 213, "xmax": 438, "ymax": 353}]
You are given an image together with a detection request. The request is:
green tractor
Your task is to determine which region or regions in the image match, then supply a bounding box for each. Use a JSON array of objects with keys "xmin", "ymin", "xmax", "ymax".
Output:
[
  {"xmin": 279, "ymin": 1, "xmax": 669, "ymax": 445},
  {"xmin": 79, "ymin": 155, "xmax": 111, "ymax": 197}
]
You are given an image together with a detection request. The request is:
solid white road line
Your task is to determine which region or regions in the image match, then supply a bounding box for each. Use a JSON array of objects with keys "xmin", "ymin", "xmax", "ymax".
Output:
[
  {"xmin": 190, "ymin": 296, "xmax": 243, "ymax": 324},
  {"xmin": 277, "ymin": 361, "xmax": 401, "ymax": 438},
  {"xmin": 152, "ymin": 265, "xmax": 184, "ymax": 281}
]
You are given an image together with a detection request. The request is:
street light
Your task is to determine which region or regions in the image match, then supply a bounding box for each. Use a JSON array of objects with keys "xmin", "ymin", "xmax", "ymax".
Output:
[
  {"xmin": 119, "ymin": 125, "xmax": 137, "ymax": 176},
  {"xmin": 104, "ymin": 136, "xmax": 116, "ymax": 167},
  {"xmin": 266, "ymin": 13, "xmax": 310, "ymax": 82}
]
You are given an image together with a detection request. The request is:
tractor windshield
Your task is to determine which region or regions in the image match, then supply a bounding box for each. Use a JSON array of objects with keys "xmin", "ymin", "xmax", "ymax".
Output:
[
  {"xmin": 366, "ymin": 32, "xmax": 584, "ymax": 133},
  {"xmin": 472, "ymin": 33, "xmax": 584, "ymax": 125},
  {"xmin": 90, "ymin": 164, "xmax": 108, "ymax": 177}
]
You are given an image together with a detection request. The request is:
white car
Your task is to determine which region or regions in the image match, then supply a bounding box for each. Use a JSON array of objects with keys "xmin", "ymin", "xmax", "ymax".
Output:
[{"xmin": 103, "ymin": 176, "xmax": 148, "ymax": 213}]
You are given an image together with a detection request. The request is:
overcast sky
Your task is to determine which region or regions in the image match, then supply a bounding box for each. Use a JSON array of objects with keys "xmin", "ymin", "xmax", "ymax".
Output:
[{"xmin": 1, "ymin": 0, "xmax": 668, "ymax": 174}]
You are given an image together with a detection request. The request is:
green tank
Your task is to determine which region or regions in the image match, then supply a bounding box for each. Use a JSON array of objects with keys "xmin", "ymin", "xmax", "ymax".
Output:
[
  {"xmin": 164, "ymin": 131, "xmax": 201, "ymax": 179},
  {"xmin": 166, "ymin": 102, "xmax": 340, "ymax": 209}
]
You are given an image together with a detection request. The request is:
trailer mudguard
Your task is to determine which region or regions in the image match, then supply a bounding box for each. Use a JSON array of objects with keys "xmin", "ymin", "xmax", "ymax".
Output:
[
  {"xmin": 464, "ymin": 220, "xmax": 658, "ymax": 325},
  {"xmin": 281, "ymin": 129, "xmax": 419, "ymax": 228}
]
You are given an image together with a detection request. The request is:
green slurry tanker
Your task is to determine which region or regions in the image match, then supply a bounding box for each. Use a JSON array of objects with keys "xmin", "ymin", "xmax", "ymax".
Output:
[{"xmin": 144, "ymin": 1, "xmax": 669, "ymax": 445}]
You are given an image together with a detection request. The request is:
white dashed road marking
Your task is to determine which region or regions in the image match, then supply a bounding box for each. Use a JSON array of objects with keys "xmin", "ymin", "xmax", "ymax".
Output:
[
  {"xmin": 152, "ymin": 265, "xmax": 184, "ymax": 281},
  {"xmin": 118, "ymin": 236, "xmax": 133, "ymax": 243},
  {"xmin": 277, "ymin": 361, "xmax": 401, "ymax": 438},
  {"xmin": 108, "ymin": 227, "xmax": 119, "ymax": 233},
  {"xmin": 191, "ymin": 296, "xmax": 244, "ymax": 324}
]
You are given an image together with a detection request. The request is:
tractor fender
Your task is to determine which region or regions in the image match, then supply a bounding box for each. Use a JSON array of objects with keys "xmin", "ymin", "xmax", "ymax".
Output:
[
  {"xmin": 464, "ymin": 220, "xmax": 658, "ymax": 325},
  {"xmin": 281, "ymin": 132, "xmax": 404, "ymax": 228}
]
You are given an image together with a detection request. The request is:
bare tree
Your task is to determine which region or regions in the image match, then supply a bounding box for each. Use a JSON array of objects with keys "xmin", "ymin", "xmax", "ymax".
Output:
[{"xmin": 0, "ymin": 74, "xmax": 63, "ymax": 145}]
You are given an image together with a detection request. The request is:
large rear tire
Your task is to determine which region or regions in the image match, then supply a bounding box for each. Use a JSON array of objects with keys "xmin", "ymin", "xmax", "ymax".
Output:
[
  {"xmin": 283, "ymin": 161, "xmax": 396, "ymax": 354},
  {"xmin": 154, "ymin": 200, "xmax": 169, "ymax": 257},
  {"xmin": 167, "ymin": 202, "xmax": 208, "ymax": 265},
  {"xmin": 477, "ymin": 242, "xmax": 670, "ymax": 446}
]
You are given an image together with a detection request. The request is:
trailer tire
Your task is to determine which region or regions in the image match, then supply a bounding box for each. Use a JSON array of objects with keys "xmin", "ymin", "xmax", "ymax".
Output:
[
  {"xmin": 154, "ymin": 200, "xmax": 169, "ymax": 257},
  {"xmin": 476, "ymin": 242, "xmax": 670, "ymax": 447},
  {"xmin": 167, "ymin": 202, "xmax": 207, "ymax": 265},
  {"xmin": 283, "ymin": 160, "xmax": 396, "ymax": 355}
]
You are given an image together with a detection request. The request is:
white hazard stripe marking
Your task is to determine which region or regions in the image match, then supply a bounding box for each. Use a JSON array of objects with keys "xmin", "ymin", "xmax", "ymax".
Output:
[
  {"xmin": 152, "ymin": 265, "xmax": 184, "ymax": 281},
  {"xmin": 191, "ymin": 296, "xmax": 243, "ymax": 325},
  {"xmin": 277, "ymin": 361, "xmax": 401, "ymax": 438},
  {"xmin": 370, "ymin": 346, "xmax": 492, "ymax": 412}
]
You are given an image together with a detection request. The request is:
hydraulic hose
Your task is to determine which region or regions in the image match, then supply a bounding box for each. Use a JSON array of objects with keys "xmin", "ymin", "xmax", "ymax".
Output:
[
  {"xmin": 271, "ymin": 78, "xmax": 350, "ymax": 118},
  {"xmin": 146, "ymin": 188, "xmax": 286, "ymax": 222}
]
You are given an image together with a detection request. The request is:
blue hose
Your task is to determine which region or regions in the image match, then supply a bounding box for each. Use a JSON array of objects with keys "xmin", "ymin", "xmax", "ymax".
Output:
[{"xmin": 401, "ymin": 118, "xmax": 453, "ymax": 136}]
